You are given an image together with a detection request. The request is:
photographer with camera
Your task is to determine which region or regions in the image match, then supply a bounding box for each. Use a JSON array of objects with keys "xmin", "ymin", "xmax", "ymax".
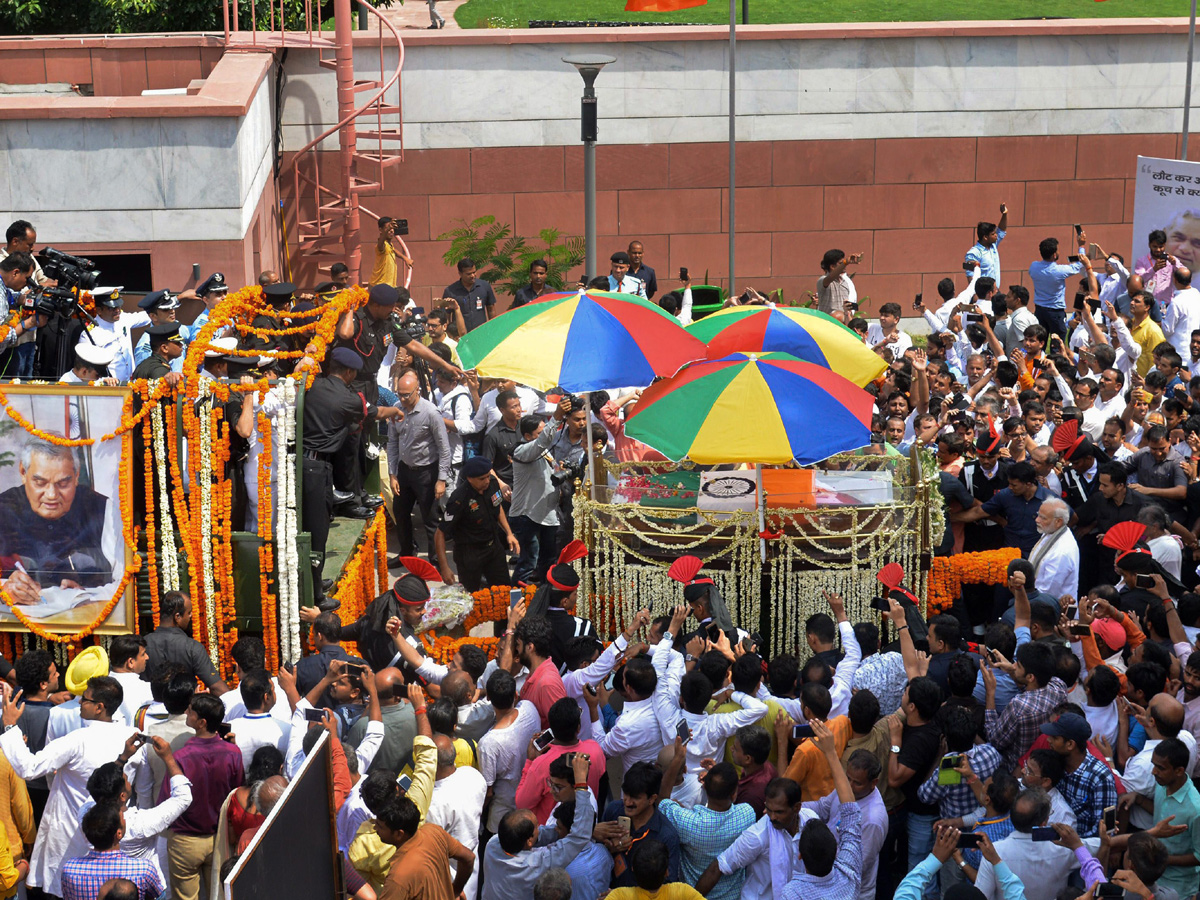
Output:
[
  {"xmin": 0, "ymin": 252, "xmax": 48, "ymax": 377},
  {"xmin": 2, "ymin": 221, "xmax": 54, "ymax": 377},
  {"xmin": 334, "ymin": 284, "xmax": 461, "ymax": 518}
]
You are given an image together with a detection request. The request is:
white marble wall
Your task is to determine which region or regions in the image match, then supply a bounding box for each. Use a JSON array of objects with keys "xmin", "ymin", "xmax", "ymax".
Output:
[
  {"xmin": 277, "ymin": 31, "xmax": 1189, "ymax": 151},
  {"xmin": 0, "ymin": 76, "xmax": 274, "ymax": 243}
]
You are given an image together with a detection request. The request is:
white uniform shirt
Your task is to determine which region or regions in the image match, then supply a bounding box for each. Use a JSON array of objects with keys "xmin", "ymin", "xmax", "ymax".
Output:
[
  {"xmin": 111, "ymin": 672, "xmax": 155, "ymax": 728},
  {"xmin": 81, "ymin": 311, "xmax": 151, "ymax": 382},
  {"xmin": 1, "ymin": 720, "xmax": 136, "ymax": 894}
]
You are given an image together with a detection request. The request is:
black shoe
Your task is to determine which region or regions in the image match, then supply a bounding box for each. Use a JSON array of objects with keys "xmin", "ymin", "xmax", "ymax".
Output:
[
  {"xmin": 338, "ymin": 505, "xmax": 375, "ymax": 519},
  {"xmin": 322, "ymin": 578, "xmax": 335, "ymax": 593},
  {"xmin": 317, "ymin": 597, "xmax": 341, "ymax": 613},
  {"xmin": 388, "ymin": 555, "xmax": 403, "ymax": 569},
  {"xmin": 427, "ymin": 22, "xmax": 439, "ymax": 28},
  {"xmin": 332, "ymin": 489, "xmax": 356, "ymax": 505},
  {"xmin": 363, "ymin": 494, "xmax": 384, "ymax": 509}
]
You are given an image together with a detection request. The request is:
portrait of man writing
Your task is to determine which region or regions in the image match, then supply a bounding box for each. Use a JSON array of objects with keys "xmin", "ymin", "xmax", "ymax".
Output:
[{"xmin": 0, "ymin": 436, "xmax": 112, "ymax": 606}]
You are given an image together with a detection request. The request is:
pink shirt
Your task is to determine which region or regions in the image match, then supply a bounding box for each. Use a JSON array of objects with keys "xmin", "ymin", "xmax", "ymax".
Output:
[
  {"xmin": 520, "ymin": 658, "xmax": 567, "ymax": 729},
  {"xmin": 598, "ymin": 400, "xmax": 667, "ymax": 463},
  {"xmin": 514, "ymin": 740, "xmax": 606, "ymax": 823},
  {"xmin": 1134, "ymin": 252, "xmax": 1178, "ymax": 307}
]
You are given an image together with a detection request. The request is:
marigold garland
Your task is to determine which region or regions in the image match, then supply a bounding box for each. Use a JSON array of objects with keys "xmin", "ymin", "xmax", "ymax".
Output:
[
  {"xmin": 926, "ymin": 548, "xmax": 1022, "ymax": 615},
  {"xmin": 257, "ymin": 400, "xmax": 279, "ymax": 673},
  {"xmin": 332, "ymin": 508, "xmax": 388, "ymax": 658},
  {"xmin": 426, "ymin": 635, "xmax": 500, "ymax": 666},
  {"xmin": 463, "ymin": 585, "xmax": 537, "ymax": 633},
  {"xmin": 140, "ymin": 383, "xmax": 161, "ymax": 627}
]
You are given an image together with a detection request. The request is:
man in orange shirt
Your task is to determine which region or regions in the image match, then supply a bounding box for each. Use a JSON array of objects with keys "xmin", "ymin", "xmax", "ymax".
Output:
[
  {"xmin": 375, "ymin": 794, "xmax": 475, "ymax": 900},
  {"xmin": 774, "ymin": 684, "xmax": 852, "ymax": 801}
]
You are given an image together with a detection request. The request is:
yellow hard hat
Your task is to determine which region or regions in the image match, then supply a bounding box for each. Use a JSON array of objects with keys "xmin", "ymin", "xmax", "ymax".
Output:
[{"xmin": 64, "ymin": 645, "xmax": 109, "ymax": 696}]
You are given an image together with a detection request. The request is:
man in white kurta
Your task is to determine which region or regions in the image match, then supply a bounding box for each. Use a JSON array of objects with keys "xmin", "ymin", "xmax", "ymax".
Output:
[{"xmin": 0, "ymin": 675, "xmax": 137, "ymax": 895}]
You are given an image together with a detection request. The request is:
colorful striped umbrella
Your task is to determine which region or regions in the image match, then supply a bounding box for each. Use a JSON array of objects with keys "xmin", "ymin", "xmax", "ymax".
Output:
[
  {"xmin": 624, "ymin": 352, "xmax": 874, "ymax": 464},
  {"xmin": 686, "ymin": 306, "xmax": 887, "ymax": 387},
  {"xmin": 456, "ymin": 290, "xmax": 707, "ymax": 392}
]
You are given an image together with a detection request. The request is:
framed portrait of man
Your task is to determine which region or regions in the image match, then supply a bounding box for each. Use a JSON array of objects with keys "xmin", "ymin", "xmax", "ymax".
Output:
[{"xmin": 0, "ymin": 385, "xmax": 134, "ymax": 635}]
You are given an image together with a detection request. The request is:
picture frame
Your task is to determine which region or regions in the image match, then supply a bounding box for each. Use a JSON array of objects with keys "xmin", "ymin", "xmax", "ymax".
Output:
[{"xmin": 0, "ymin": 384, "xmax": 135, "ymax": 636}]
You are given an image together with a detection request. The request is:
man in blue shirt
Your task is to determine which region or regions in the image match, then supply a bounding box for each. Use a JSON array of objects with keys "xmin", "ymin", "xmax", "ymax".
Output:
[
  {"xmin": 1029, "ymin": 231, "xmax": 1086, "ymax": 341},
  {"xmin": 956, "ymin": 461, "xmax": 1050, "ymax": 555},
  {"xmin": 965, "ymin": 204, "xmax": 1009, "ymax": 282},
  {"xmin": 444, "ymin": 258, "xmax": 496, "ymax": 332}
]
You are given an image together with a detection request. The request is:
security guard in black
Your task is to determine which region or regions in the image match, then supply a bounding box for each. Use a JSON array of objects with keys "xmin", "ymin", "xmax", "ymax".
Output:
[{"xmin": 436, "ymin": 457, "xmax": 516, "ymax": 592}]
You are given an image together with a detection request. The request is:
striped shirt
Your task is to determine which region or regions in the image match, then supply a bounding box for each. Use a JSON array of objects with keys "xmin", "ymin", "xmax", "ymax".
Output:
[
  {"xmin": 60, "ymin": 849, "xmax": 163, "ymax": 900},
  {"xmin": 658, "ymin": 800, "xmax": 756, "ymax": 900}
]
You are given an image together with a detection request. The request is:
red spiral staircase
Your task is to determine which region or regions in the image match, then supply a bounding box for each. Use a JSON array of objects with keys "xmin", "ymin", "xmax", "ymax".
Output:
[{"xmin": 223, "ymin": 0, "xmax": 413, "ymax": 286}]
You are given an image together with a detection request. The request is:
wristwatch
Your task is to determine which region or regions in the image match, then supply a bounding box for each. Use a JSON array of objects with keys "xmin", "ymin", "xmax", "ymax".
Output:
[{"xmin": 890, "ymin": 744, "xmax": 901, "ymax": 754}]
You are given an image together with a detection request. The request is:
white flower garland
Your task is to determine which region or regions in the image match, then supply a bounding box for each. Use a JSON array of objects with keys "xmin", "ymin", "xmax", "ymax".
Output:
[
  {"xmin": 151, "ymin": 403, "xmax": 180, "ymax": 592},
  {"xmin": 277, "ymin": 379, "xmax": 301, "ymax": 663},
  {"xmin": 196, "ymin": 380, "xmax": 219, "ymax": 667}
]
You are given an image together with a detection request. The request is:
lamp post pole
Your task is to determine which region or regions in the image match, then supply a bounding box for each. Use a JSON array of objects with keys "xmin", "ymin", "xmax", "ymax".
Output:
[
  {"xmin": 1185, "ymin": 0, "xmax": 1197, "ymax": 160},
  {"xmin": 564, "ymin": 55, "xmax": 616, "ymax": 280}
]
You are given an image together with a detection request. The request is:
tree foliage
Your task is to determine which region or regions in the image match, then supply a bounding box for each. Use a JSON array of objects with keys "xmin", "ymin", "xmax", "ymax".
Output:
[
  {"xmin": 436, "ymin": 215, "xmax": 585, "ymax": 299},
  {"xmin": 1, "ymin": 0, "xmax": 314, "ymax": 35}
]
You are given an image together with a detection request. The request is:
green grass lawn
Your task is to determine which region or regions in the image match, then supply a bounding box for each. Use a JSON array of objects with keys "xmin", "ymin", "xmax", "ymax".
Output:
[{"xmin": 456, "ymin": 0, "xmax": 1191, "ymax": 28}]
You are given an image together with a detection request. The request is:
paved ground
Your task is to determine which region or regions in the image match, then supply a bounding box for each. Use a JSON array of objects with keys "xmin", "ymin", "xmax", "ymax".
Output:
[{"xmin": 378, "ymin": 0, "xmax": 467, "ymax": 31}]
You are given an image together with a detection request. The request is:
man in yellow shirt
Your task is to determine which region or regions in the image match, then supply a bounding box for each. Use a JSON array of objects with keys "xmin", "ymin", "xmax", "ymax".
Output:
[
  {"xmin": 370, "ymin": 217, "xmax": 414, "ymax": 288},
  {"xmin": 1125, "ymin": 290, "xmax": 1167, "ymax": 377},
  {"xmin": 605, "ymin": 839, "xmax": 704, "ymax": 900},
  {"xmin": 348, "ymin": 710, "xmax": 437, "ymax": 892}
]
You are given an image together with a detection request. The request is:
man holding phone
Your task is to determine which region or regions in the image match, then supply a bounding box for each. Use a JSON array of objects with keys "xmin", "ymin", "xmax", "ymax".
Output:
[
  {"xmin": 965, "ymin": 204, "xmax": 1009, "ymax": 282},
  {"xmin": 1029, "ymin": 230, "xmax": 1089, "ymax": 341}
]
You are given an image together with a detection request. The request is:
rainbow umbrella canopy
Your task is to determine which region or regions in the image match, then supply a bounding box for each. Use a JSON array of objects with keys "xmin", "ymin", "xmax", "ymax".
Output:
[
  {"xmin": 624, "ymin": 352, "xmax": 874, "ymax": 464},
  {"xmin": 456, "ymin": 290, "xmax": 707, "ymax": 392},
  {"xmin": 686, "ymin": 306, "xmax": 887, "ymax": 387}
]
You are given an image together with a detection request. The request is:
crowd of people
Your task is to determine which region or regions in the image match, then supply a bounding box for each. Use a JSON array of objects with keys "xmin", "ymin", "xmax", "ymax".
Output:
[{"xmin": 3, "ymin": 207, "xmax": 1200, "ymax": 900}]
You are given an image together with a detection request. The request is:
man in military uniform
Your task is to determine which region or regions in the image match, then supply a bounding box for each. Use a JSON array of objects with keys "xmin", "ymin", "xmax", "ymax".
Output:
[
  {"xmin": 60, "ymin": 343, "xmax": 118, "ymax": 440},
  {"xmin": 192, "ymin": 272, "xmax": 229, "ymax": 337},
  {"xmin": 332, "ymin": 283, "xmax": 460, "ymax": 517},
  {"xmin": 133, "ymin": 290, "xmax": 190, "ymax": 372},
  {"xmin": 301, "ymin": 347, "xmax": 402, "ymax": 610},
  {"xmin": 130, "ymin": 322, "xmax": 184, "ymax": 382},
  {"xmin": 434, "ymin": 456, "xmax": 518, "ymax": 591},
  {"xmin": 79, "ymin": 288, "xmax": 149, "ymax": 382},
  {"xmin": 241, "ymin": 281, "xmax": 299, "ymax": 373},
  {"xmin": 59, "ymin": 343, "xmax": 116, "ymax": 387},
  {"xmin": 0, "ymin": 436, "xmax": 112, "ymax": 604},
  {"xmin": 605, "ymin": 251, "xmax": 647, "ymax": 297},
  {"xmin": 197, "ymin": 338, "xmax": 255, "ymax": 528}
]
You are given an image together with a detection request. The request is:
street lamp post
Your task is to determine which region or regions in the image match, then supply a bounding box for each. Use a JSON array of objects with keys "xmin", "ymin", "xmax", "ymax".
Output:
[{"xmin": 563, "ymin": 54, "xmax": 616, "ymax": 280}]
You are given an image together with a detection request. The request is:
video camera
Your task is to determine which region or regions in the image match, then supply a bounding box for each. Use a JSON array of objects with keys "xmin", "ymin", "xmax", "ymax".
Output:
[{"xmin": 31, "ymin": 247, "xmax": 102, "ymax": 319}]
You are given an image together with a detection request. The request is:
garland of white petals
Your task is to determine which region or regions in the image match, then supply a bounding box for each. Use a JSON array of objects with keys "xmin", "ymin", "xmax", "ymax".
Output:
[
  {"xmin": 277, "ymin": 378, "xmax": 302, "ymax": 663},
  {"xmin": 151, "ymin": 404, "xmax": 180, "ymax": 593},
  {"xmin": 195, "ymin": 379, "xmax": 220, "ymax": 667}
]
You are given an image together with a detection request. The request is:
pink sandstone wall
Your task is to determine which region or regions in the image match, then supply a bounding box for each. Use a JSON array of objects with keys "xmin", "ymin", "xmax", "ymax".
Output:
[
  {"xmin": 2, "ymin": 39, "xmax": 224, "ymax": 94},
  {"xmin": 282, "ymin": 132, "xmax": 1182, "ymax": 316}
]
